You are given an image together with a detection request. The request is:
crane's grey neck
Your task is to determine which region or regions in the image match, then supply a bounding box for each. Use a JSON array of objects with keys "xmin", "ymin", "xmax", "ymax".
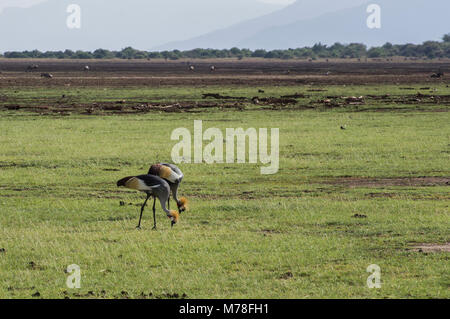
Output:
[
  {"xmin": 172, "ymin": 184, "xmax": 180, "ymax": 204},
  {"xmin": 159, "ymin": 197, "xmax": 171, "ymax": 214}
]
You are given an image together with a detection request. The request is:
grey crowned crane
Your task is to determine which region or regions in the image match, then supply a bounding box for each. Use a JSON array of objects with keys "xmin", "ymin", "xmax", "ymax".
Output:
[
  {"xmin": 148, "ymin": 163, "xmax": 188, "ymax": 214},
  {"xmin": 117, "ymin": 174, "xmax": 179, "ymax": 230}
]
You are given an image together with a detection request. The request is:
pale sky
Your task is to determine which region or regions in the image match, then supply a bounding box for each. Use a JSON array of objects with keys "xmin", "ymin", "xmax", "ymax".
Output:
[
  {"xmin": 0, "ymin": 0, "xmax": 46, "ymax": 11},
  {"xmin": 1, "ymin": 0, "xmax": 297, "ymax": 12},
  {"xmin": 259, "ymin": 0, "xmax": 295, "ymax": 4}
]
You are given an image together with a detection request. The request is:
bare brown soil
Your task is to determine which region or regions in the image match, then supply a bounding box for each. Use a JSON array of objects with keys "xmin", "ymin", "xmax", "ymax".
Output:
[
  {"xmin": 1, "ymin": 59, "xmax": 449, "ymax": 115},
  {"xmin": 410, "ymin": 243, "xmax": 450, "ymax": 252},
  {"xmin": 1, "ymin": 90, "xmax": 449, "ymax": 115},
  {"xmin": 0, "ymin": 59, "xmax": 449, "ymax": 87},
  {"xmin": 324, "ymin": 177, "xmax": 450, "ymax": 188}
]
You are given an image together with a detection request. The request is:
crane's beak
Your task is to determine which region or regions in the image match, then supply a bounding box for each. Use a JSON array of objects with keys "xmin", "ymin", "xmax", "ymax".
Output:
[{"xmin": 171, "ymin": 220, "xmax": 176, "ymax": 227}]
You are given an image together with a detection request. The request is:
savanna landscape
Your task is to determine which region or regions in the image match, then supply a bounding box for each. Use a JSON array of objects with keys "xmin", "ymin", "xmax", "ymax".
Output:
[{"xmin": 0, "ymin": 58, "xmax": 449, "ymax": 299}]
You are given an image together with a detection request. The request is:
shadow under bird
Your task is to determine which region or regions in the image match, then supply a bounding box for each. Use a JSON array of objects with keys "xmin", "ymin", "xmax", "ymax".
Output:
[
  {"xmin": 148, "ymin": 163, "xmax": 188, "ymax": 215},
  {"xmin": 117, "ymin": 174, "xmax": 180, "ymax": 230}
]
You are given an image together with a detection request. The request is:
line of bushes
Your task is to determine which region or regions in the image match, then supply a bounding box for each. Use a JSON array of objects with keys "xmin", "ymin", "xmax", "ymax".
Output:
[{"xmin": 1, "ymin": 34, "xmax": 449, "ymax": 60}]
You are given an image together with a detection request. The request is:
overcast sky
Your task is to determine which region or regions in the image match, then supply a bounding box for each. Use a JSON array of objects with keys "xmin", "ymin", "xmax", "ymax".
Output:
[
  {"xmin": 0, "ymin": 0, "xmax": 295, "ymax": 12},
  {"xmin": 0, "ymin": 0, "xmax": 46, "ymax": 12}
]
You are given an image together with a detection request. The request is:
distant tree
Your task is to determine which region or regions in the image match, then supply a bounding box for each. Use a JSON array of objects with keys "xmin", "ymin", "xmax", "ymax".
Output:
[
  {"xmin": 4, "ymin": 51, "xmax": 27, "ymax": 58},
  {"xmin": 230, "ymin": 47, "xmax": 241, "ymax": 57},
  {"xmin": 148, "ymin": 52, "xmax": 162, "ymax": 59},
  {"xmin": 443, "ymin": 42, "xmax": 450, "ymax": 57},
  {"xmin": 161, "ymin": 51, "xmax": 170, "ymax": 61},
  {"xmin": 26, "ymin": 50, "xmax": 43, "ymax": 58},
  {"xmin": 167, "ymin": 50, "xmax": 180, "ymax": 60},
  {"xmin": 134, "ymin": 51, "xmax": 149, "ymax": 59},
  {"xmin": 40, "ymin": 51, "xmax": 64, "ymax": 59},
  {"xmin": 367, "ymin": 47, "xmax": 382, "ymax": 58},
  {"xmin": 343, "ymin": 43, "xmax": 366, "ymax": 58},
  {"xmin": 381, "ymin": 42, "xmax": 399, "ymax": 56},
  {"xmin": 327, "ymin": 43, "xmax": 344, "ymax": 58},
  {"xmin": 312, "ymin": 43, "xmax": 328, "ymax": 57},
  {"xmin": 443, "ymin": 34, "xmax": 450, "ymax": 42},
  {"xmin": 117, "ymin": 47, "xmax": 139, "ymax": 59},
  {"xmin": 240, "ymin": 48, "xmax": 252, "ymax": 57},
  {"xmin": 54, "ymin": 51, "xmax": 66, "ymax": 59},
  {"xmin": 64, "ymin": 49, "xmax": 75, "ymax": 58},
  {"xmin": 397, "ymin": 43, "xmax": 419, "ymax": 57},
  {"xmin": 252, "ymin": 49, "xmax": 267, "ymax": 58},
  {"xmin": 93, "ymin": 49, "xmax": 114, "ymax": 59},
  {"xmin": 421, "ymin": 41, "xmax": 443, "ymax": 58},
  {"xmin": 74, "ymin": 50, "xmax": 93, "ymax": 59}
]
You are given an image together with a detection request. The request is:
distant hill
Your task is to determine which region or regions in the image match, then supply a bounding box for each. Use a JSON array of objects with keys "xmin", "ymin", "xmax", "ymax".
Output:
[
  {"xmin": 158, "ymin": 0, "xmax": 450, "ymax": 50},
  {"xmin": 156, "ymin": 0, "xmax": 368, "ymax": 50},
  {"xmin": 0, "ymin": 0, "xmax": 283, "ymax": 51}
]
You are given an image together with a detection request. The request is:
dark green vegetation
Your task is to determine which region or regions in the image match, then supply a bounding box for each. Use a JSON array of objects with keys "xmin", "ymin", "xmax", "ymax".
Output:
[{"xmin": 2, "ymin": 34, "xmax": 450, "ymax": 60}]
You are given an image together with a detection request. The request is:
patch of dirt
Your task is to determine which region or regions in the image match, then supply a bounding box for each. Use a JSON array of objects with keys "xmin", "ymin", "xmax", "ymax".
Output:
[
  {"xmin": 28, "ymin": 261, "xmax": 45, "ymax": 270},
  {"xmin": 324, "ymin": 176, "xmax": 450, "ymax": 188},
  {"xmin": 63, "ymin": 290, "xmax": 98, "ymax": 298},
  {"xmin": 2, "ymin": 99, "xmax": 246, "ymax": 115},
  {"xmin": 281, "ymin": 93, "xmax": 306, "ymax": 98},
  {"xmin": 202, "ymin": 93, "xmax": 246, "ymax": 100},
  {"xmin": 366, "ymin": 192, "xmax": 395, "ymax": 198},
  {"xmin": 410, "ymin": 243, "xmax": 450, "ymax": 253},
  {"xmin": 7, "ymin": 286, "xmax": 35, "ymax": 291},
  {"xmin": 279, "ymin": 271, "xmax": 294, "ymax": 279},
  {"xmin": 261, "ymin": 229, "xmax": 282, "ymax": 235},
  {"xmin": 2, "ymin": 88, "xmax": 450, "ymax": 116},
  {"xmin": 240, "ymin": 191, "xmax": 256, "ymax": 199}
]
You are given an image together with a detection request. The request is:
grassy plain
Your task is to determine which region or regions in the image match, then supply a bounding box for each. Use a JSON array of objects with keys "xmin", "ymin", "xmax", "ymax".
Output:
[{"xmin": 0, "ymin": 84, "xmax": 449, "ymax": 298}]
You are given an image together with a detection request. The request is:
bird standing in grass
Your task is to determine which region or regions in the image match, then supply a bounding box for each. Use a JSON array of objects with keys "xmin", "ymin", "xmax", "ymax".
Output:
[
  {"xmin": 148, "ymin": 163, "xmax": 188, "ymax": 214},
  {"xmin": 117, "ymin": 174, "xmax": 179, "ymax": 229}
]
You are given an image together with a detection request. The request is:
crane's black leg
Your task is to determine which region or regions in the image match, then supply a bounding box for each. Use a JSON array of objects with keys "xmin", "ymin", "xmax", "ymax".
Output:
[
  {"xmin": 137, "ymin": 194, "xmax": 150, "ymax": 230},
  {"xmin": 152, "ymin": 197, "xmax": 157, "ymax": 230},
  {"xmin": 167, "ymin": 198, "xmax": 170, "ymax": 210}
]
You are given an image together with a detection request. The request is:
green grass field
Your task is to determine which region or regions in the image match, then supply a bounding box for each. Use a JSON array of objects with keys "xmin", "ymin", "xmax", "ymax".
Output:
[{"xmin": 0, "ymin": 85, "xmax": 449, "ymax": 299}]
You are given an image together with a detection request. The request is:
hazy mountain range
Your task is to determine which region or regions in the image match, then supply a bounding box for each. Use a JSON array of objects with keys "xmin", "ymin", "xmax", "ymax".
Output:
[
  {"xmin": 0, "ymin": 0, "xmax": 449, "ymax": 52},
  {"xmin": 156, "ymin": 0, "xmax": 368, "ymax": 50},
  {"xmin": 159, "ymin": 0, "xmax": 450, "ymax": 50}
]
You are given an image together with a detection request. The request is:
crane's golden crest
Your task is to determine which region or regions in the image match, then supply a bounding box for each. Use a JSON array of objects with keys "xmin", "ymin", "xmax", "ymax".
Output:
[
  {"xmin": 178, "ymin": 197, "xmax": 189, "ymax": 210},
  {"xmin": 169, "ymin": 210, "xmax": 180, "ymax": 223}
]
